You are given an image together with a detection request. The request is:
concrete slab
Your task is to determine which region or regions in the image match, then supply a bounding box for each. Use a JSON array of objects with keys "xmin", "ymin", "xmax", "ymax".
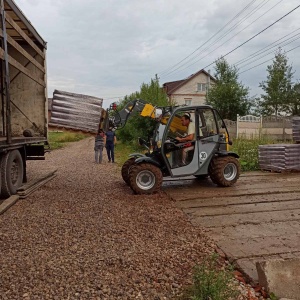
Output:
[
  {"xmin": 163, "ymin": 171, "xmax": 300, "ymax": 287},
  {"xmin": 256, "ymin": 258, "xmax": 300, "ymax": 300}
]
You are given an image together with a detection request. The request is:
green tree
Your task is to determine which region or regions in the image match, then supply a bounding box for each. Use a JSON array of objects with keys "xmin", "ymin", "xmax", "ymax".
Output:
[
  {"xmin": 206, "ymin": 57, "xmax": 251, "ymax": 120},
  {"xmin": 258, "ymin": 49, "xmax": 294, "ymax": 117},
  {"xmin": 290, "ymin": 83, "xmax": 300, "ymax": 115},
  {"xmin": 116, "ymin": 75, "xmax": 169, "ymax": 143}
]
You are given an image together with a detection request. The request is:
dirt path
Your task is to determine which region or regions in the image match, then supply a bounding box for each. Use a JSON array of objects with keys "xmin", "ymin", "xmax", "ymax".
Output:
[{"xmin": 0, "ymin": 137, "xmax": 217, "ymax": 299}]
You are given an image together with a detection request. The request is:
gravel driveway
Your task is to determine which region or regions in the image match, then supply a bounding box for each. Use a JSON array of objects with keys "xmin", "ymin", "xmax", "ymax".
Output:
[{"xmin": 0, "ymin": 137, "xmax": 217, "ymax": 299}]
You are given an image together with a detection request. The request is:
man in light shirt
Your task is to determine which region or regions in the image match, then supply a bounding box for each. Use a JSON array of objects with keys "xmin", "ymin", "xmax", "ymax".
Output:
[{"xmin": 175, "ymin": 113, "xmax": 195, "ymax": 165}]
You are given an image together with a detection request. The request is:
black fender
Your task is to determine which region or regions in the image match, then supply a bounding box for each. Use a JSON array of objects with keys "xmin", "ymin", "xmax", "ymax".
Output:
[
  {"xmin": 128, "ymin": 153, "xmax": 146, "ymax": 159},
  {"xmin": 215, "ymin": 151, "xmax": 239, "ymax": 158},
  {"xmin": 135, "ymin": 156, "xmax": 162, "ymax": 168}
]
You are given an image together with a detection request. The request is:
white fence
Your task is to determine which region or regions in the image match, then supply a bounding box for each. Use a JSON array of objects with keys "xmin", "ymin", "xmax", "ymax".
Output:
[{"xmin": 224, "ymin": 115, "xmax": 292, "ymax": 140}]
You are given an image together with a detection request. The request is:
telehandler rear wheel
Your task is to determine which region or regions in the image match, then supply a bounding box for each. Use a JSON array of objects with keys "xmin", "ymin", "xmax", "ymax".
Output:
[
  {"xmin": 129, "ymin": 163, "xmax": 163, "ymax": 194},
  {"xmin": 209, "ymin": 156, "xmax": 240, "ymax": 187},
  {"xmin": 121, "ymin": 158, "xmax": 136, "ymax": 185}
]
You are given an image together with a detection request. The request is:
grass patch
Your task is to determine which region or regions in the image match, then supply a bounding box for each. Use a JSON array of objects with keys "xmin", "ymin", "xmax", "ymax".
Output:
[
  {"xmin": 230, "ymin": 137, "xmax": 284, "ymax": 171},
  {"xmin": 48, "ymin": 131, "xmax": 87, "ymax": 150},
  {"xmin": 114, "ymin": 141, "xmax": 145, "ymax": 166},
  {"xmin": 179, "ymin": 254, "xmax": 239, "ymax": 300}
]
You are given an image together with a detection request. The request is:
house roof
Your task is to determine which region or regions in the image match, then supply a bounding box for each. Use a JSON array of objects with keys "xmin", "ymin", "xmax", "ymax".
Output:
[
  {"xmin": 163, "ymin": 79, "xmax": 185, "ymax": 94},
  {"xmin": 163, "ymin": 69, "xmax": 215, "ymax": 95}
]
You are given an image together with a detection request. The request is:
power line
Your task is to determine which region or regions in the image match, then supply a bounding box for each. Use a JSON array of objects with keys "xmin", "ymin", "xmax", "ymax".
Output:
[
  {"xmin": 237, "ymin": 33, "xmax": 300, "ymax": 69},
  {"xmin": 235, "ymin": 27, "xmax": 300, "ymax": 66},
  {"xmin": 160, "ymin": 0, "xmax": 272, "ymax": 78},
  {"xmin": 158, "ymin": 0, "xmax": 258, "ymax": 76},
  {"xmin": 160, "ymin": 0, "xmax": 283, "ymax": 79},
  {"xmin": 200, "ymin": 4, "xmax": 300, "ymax": 72},
  {"xmin": 166, "ymin": 35, "xmax": 300, "ymax": 96},
  {"xmin": 239, "ymin": 44, "xmax": 300, "ymax": 74}
]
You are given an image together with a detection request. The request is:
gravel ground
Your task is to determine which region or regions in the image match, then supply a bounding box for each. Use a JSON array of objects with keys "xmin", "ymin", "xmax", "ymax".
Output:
[{"xmin": 0, "ymin": 137, "xmax": 257, "ymax": 299}]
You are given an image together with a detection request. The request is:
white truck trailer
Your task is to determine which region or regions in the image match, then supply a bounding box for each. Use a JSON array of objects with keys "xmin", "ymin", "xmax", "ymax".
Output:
[{"xmin": 0, "ymin": 0, "xmax": 47, "ymax": 198}]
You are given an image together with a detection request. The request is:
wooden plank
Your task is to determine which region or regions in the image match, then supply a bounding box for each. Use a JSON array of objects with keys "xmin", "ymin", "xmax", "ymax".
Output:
[
  {"xmin": 185, "ymin": 199, "xmax": 300, "ymax": 216},
  {"xmin": 190, "ymin": 208, "xmax": 300, "ymax": 228},
  {"xmin": 166, "ymin": 185, "xmax": 300, "ymax": 202},
  {"xmin": 217, "ymin": 234, "xmax": 300, "ymax": 259},
  {"xmin": 175, "ymin": 192, "xmax": 300, "ymax": 209},
  {"xmin": 0, "ymin": 29, "xmax": 45, "ymax": 73},
  {"xmin": 18, "ymin": 170, "xmax": 57, "ymax": 191},
  {"xmin": 0, "ymin": 48, "xmax": 45, "ymax": 87},
  {"xmin": 0, "ymin": 195, "xmax": 19, "ymax": 214},
  {"xmin": 209, "ymin": 221, "xmax": 300, "ymax": 241},
  {"xmin": 18, "ymin": 173, "xmax": 57, "ymax": 199},
  {"xmin": 5, "ymin": 13, "xmax": 45, "ymax": 58}
]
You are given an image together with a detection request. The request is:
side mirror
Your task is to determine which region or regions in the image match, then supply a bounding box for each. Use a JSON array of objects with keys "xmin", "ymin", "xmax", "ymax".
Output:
[{"xmin": 228, "ymin": 140, "xmax": 233, "ymax": 145}]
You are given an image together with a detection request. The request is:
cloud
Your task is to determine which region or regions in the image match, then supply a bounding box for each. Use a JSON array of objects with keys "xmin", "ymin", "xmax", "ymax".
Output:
[{"xmin": 14, "ymin": 0, "xmax": 300, "ymax": 107}]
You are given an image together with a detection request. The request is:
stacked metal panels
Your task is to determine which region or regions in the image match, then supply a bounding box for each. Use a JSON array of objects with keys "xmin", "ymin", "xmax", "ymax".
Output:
[
  {"xmin": 292, "ymin": 116, "xmax": 300, "ymax": 143},
  {"xmin": 49, "ymin": 90, "xmax": 103, "ymax": 133},
  {"xmin": 259, "ymin": 144, "xmax": 300, "ymax": 172}
]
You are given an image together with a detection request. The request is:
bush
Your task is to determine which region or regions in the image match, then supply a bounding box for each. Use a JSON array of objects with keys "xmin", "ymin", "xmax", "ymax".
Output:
[
  {"xmin": 179, "ymin": 254, "xmax": 239, "ymax": 300},
  {"xmin": 230, "ymin": 137, "xmax": 278, "ymax": 171},
  {"xmin": 114, "ymin": 142, "xmax": 145, "ymax": 166}
]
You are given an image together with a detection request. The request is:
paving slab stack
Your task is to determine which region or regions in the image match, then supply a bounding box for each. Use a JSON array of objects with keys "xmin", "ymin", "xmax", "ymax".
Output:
[
  {"xmin": 258, "ymin": 116, "xmax": 300, "ymax": 172},
  {"xmin": 292, "ymin": 116, "xmax": 300, "ymax": 143}
]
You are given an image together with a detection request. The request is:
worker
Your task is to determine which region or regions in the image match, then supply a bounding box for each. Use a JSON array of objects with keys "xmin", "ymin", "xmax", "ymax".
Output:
[
  {"xmin": 175, "ymin": 113, "xmax": 195, "ymax": 165},
  {"xmin": 94, "ymin": 129, "xmax": 106, "ymax": 164},
  {"xmin": 105, "ymin": 127, "xmax": 117, "ymax": 163}
]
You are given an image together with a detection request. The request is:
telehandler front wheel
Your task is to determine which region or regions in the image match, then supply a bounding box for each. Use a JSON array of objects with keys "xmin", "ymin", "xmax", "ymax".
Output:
[
  {"xmin": 129, "ymin": 163, "xmax": 163, "ymax": 194},
  {"xmin": 121, "ymin": 158, "xmax": 136, "ymax": 185},
  {"xmin": 209, "ymin": 156, "xmax": 240, "ymax": 187}
]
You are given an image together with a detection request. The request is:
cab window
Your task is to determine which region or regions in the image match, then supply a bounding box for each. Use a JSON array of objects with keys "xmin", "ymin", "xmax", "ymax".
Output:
[{"xmin": 198, "ymin": 109, "xmax": 218, "ymax": 137}]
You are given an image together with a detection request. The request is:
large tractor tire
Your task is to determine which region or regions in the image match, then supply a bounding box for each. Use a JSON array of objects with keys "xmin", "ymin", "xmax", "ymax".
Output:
[
  {"xmin": 1, "ymin": 150, "xmax": 24, "ymax": 198},
  {"xmin": 209, "ymin": 156, "xmax": 240, "ymax": 187},
  {"xmin": 121, "ymin": 157, "xmax": 136, "ymax": 185},
  {"xmin": 129, "ymin": 163, "xmax": 163, "ymax": 194}
]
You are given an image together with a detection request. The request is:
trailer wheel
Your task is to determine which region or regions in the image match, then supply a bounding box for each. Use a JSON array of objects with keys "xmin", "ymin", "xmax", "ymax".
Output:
[
  {"xmin": 1, "ymin": 150, "xmax": 24, "ymax": 198},
  {"xmin": 209, "ymin": 156, "xmax": 240, "ymax": 187},
  {"xmin": 121, "ymin": 158, "xmax": 136, "ymax": 185},
  {"xmin": 129, "ymin": 163, "xmax": 162, "ymax": 194}
]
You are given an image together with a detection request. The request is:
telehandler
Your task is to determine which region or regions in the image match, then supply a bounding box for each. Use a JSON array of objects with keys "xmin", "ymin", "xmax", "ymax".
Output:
[{"xmin": 102, "ymin": 99, "xmax": 240, "ymax": 194}]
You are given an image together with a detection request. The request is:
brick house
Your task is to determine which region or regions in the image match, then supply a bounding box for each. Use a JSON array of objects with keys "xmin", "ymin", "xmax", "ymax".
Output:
[{"xmin": 162, "ymin": 69, "xmax": 215, "ymax": 106}]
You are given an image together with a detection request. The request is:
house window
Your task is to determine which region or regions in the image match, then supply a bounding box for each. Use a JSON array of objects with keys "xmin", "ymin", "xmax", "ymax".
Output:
[
  {"xmin": 197, "ymin": 83, "xmax": 207, "ymax": 92},
  {"xmin": 184, "ymin": 99, "xmax": 192, "ymax": 106}
]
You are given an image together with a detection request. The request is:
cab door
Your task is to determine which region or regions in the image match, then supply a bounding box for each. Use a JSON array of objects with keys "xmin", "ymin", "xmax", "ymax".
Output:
[
  {"xmin": 161, "ymin": 108, "xmax": 200, "ymax": 177},
  {"xmin": 161, "ymin": 107, "xmax": 221, "ymax": 177},
  {"xmin": 193, "ymin": 108, "xmax": 221, "ymax": 176}
]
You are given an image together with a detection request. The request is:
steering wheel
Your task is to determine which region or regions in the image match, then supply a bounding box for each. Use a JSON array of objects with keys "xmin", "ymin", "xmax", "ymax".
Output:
[{"xmin": 166, "ymin": 136, "xmax": 178, "ymax": 143}]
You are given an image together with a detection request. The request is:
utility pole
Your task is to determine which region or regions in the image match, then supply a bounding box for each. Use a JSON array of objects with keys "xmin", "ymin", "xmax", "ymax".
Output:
[{"xmin": 155, "ymin": 74, "xmax": 159, "ymax": 100}]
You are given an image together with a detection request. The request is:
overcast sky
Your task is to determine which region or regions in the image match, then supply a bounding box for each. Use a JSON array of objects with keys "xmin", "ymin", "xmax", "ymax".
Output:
[{"xmin": 14, "ymin": 0, "xmax": 300, "ymax": 108}]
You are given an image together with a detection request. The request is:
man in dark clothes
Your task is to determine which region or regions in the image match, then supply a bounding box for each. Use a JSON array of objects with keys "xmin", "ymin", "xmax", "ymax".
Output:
[{"xmin": 105, "ymin": 127, "xmax": 117, "ymax": 163}]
